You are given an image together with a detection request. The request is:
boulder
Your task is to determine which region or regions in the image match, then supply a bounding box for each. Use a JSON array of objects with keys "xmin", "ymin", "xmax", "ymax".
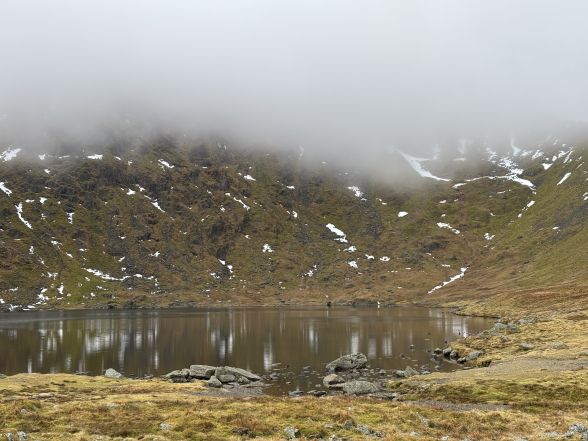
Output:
[
  {"xmin": 465, "ymin": 351, "xmax": 483, "ymax": 361},
  {"xmin": 164, "ymin": 369, "xmax": 191, "ymax": 382},
  {"xmin": 323, "ymin": 373, "xmax": 345, "ymax": 388},
  {"xmin": 442, "ymin": 347, "xmax": 453, "ymax": 357},
  {"xmin": 404, "ymin": 366, "xmax": 419, "ymax": 377},
  {"xmin": 104, "ymin": 368, "xmax": 123, "ymax": 379},
  {"xmin": 284, "ymin": 426, "xmax": 299, "ymax": 439},
  {"xmin": 449, "ymin": 350, "xmax": 459, "ymax": 360},
  {"xmin": 519, "ymin": 343, "xmax": 535, "ymax": 351},
  {"xmin": 206, "ymin": 376, "xmax": 222, "ymax": 388},
  {"xmin": 326, "ymin": 353, "xmax": 368, "ymax": 372},
  {"xmin": 342, "ymin": 380, "xmax": 379, "ymax": 395},
  {"xmin": 189, "ymin": 364, "xmax": 216, "ymax": 379},
  {"xmin": 214, "ymin": 366, "xmax": 261, "ymax": 383}
]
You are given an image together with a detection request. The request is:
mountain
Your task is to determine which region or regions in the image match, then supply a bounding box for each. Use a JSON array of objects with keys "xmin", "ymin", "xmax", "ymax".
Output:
[{"xmin": 0, "ymin": 136, "xmax": 586, "ymax": 312}]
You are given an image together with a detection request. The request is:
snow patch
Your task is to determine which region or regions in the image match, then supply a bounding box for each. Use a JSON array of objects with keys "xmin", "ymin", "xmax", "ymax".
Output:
[
  {"xmin": 437, "ymin": 222, "xmax": 460, "ymax": 235},
  {"xmin": 397, "ymin": 211, "xmax": 408, "ymax": 218},
  {"xmin": 87, "ymin": 154, "xmax": 103, "ymax": 160},
  {"xmin": 158, "ymin": 159, "xmax": 174, "ymax": 169},
  {"xmin": 400, "ymin": 152, "xmax": 451, "ymax": 182},
  {"xmin": 15, "ymin": 203, "xmax": 32, "ymax": 229},
  {"xmin": 556, "ymin": 172, "xmax": 571, "ymax": 186},
  {"xmin": 428, "ymin": 267, "xmax": 468, "ymax": 294},
  {"xmin": 0, "ymin": 182, "xmax": 12, "ymax": 195},
  {"xmin": 348, "ymin": 261, "xmax": 358, "ymax": 269},
  {"xmin": 243, "ymin": 174, "xmax": 256, "ymax": 181},
  {"xmin": 325, "ymin": 223, "xmax": 348, "ymax": 243},
  {"xmin": 262, "ymin": 244, "xmax": 274, "ymax": 253},
  {"xmin": 1, "ymin": 147, "xmax": 21, "ymax": 162}
]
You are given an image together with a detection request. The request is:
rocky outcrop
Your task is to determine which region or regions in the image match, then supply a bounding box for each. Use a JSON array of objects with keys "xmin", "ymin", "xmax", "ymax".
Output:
[{"xmin": 189, "ymin": 364, "xmax": 216, "ymax": 379}]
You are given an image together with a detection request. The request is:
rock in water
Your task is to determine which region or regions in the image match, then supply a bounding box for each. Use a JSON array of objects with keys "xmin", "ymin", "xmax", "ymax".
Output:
[
  {"xmin": 104, "ymin": 368, "xmax": 123, "ymax": 379},
  {"xmin": 326, "ymin": 353, "xmax": 368, "ymax": 372},
  {"xmin": 323, "ymin": 373, "xmax": 345, "ymax": 388},
  {"xmin": 342, "ymin": 380, "xmax": 379, "ymax": 395},
  {"xmin": 189, "ymin": 364, "xmax": 217, "ymax": 379}
]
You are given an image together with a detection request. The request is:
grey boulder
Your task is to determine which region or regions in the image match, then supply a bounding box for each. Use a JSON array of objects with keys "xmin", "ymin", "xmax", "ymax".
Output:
[
  {"xmin": 214, "ymin": 366, "xmax": 261, "ymax": 384},
  {"xmin": 104, "ymin": 368, "xmax": 123, "ymax": 379},
  {"xmin": 326, "ymin": 353, "xmax": 368, "ymax": 372},
  {"xmin": 206, "ymin": 376, "xmax": 222, "ymax": 388},
  {"xmin": 164, "ymin": 368, "xmax": 191, "ymax": 382},
  {"xmin": 323, "ymin": 373, "xmax": 345, "ymax": 389},
  {"xmin": 189, "ymin": 364, "xmax": 217, "ymax": 379},
  {"xmin": 342, "ymin": 380, "xmax": 379, "ymax": 395}
]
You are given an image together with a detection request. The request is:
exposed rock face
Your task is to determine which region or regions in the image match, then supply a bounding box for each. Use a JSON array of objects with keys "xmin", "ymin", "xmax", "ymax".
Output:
[
  {"xmin": 189, "ymin": 365, "xmax": 216, "ymax": 379},
  {"xmin": 342, "ymin": 380, "xmax": 379, "ymax": 395},
  {"xmin": 104, "ymin": 368, "xmax": 123, "ymax": 379},
  {"xmin": 326, "ymin": 353, "xmax": 368, "ymax": 372}
]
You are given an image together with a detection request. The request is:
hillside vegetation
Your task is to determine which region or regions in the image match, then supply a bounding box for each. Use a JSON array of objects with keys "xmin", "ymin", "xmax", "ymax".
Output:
[{"xmin": 0, "ymin": 137, "xmax": 586, "ymax": 312}]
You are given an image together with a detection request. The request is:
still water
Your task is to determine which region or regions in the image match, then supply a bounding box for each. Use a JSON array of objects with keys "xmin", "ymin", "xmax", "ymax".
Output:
[{"xmin": 0, "ymin": 307, "xmax": 491, "ymax": 394}]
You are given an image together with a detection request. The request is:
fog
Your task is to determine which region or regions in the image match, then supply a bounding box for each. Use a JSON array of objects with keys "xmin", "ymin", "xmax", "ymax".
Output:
[{"xmin": 1, "ymin": 0, "xmax": 588, "ymax": 160}]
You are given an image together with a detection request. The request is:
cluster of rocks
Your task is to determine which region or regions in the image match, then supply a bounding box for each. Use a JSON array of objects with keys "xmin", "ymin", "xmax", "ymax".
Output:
[
  {"xmin": 164, "ymin": 364, "xmax": 262, "ymax": 387},
  {"xmin": 321, "ymin": 353, "xmax": 394, "ymax": 397},
  {"xmin": 283, "ymin": 419, "xmax": 383, "ymax": 439},
  {"xmin": 5, "ymin": 432, "xmax": 28, "ymax": 441}
]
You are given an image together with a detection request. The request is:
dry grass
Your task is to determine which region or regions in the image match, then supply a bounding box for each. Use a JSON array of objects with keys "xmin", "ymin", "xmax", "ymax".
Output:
[{"xmin": 1, "ymin": 371, "xmax": 587, "ymax": 440}]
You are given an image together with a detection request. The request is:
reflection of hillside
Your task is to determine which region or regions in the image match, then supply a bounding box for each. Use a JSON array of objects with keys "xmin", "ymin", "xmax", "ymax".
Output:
[{"xmin": 0, "ymin": 308, "xmax": 489, "ymax": 377}]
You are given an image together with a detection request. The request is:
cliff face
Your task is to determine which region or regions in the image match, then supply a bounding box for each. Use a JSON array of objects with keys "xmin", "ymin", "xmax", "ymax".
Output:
[{"xmin": 0, "ymin": 138, "xmax": 586, "ymax": 310}]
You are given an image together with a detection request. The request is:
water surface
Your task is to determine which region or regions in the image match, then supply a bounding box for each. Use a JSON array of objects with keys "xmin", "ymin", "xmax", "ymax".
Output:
[{"xmin": 0, "ymin": 307, "xmax": 491, "ymax": 394}]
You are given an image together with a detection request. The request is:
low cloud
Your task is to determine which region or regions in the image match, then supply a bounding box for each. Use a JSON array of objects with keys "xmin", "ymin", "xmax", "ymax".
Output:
[{"xmin": 1, "ymin": 0, "xmax": 587, "ymax": 163}]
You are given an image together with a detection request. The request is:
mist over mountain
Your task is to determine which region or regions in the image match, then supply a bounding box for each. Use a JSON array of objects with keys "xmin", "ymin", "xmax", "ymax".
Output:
[{"xmin": 2, "ymin": 0, "xmax": 588, "ymax": 170}]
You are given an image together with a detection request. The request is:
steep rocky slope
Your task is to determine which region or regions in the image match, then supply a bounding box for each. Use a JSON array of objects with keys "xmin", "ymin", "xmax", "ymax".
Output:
[{"xmin": 0, "ymin": 136, "xmax": 586, "ymax": 311}]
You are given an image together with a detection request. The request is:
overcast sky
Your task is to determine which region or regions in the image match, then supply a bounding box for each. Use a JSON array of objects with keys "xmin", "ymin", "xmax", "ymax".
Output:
[{"xmin": 1, "ymin": 0, "xmax": 587, "ymax": 156}]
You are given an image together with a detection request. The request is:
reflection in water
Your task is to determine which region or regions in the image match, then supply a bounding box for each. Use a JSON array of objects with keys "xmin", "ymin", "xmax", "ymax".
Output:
[{"xmin": 0, "ymin": 307, "xmax": 491, "ymax": 393}]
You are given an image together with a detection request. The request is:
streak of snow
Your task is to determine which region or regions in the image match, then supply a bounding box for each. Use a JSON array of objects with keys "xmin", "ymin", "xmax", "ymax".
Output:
[
  {"xmin": 15, "ymin": 203, "xmax": 32, "ymax": 229},
  {"xmin": 158, "ymin": 159, "xmax": 174, "ymax": 169},
  {"xmin": 347, "ymin": 186, "xmax": 365, "ymax": 199},
  {"xmin": 398, "ymin": 211, "xmax": 408, "ymax": 218},
  {"xmin": 152, "ymin": 201, "xmax": 165, "ymax": 212},
  {"xmin": 0, "ymin": 182, "xmax": 12, "ymax": 195},
  {"xmin": 344, "ymin": 245, "xmax": 357, "ymax": 252},
  {"xmin": 379, "ymin": 256, "xmax": 390, "ymax": 262},
  {"xmin": 437, "ymin": 222, "xmax": 460, "ymax": 235},
  {"xmin": 400, "ymin": 152, "xmax": 451, "ymax": 182},
  {"xmin": 348, "ymin": 261, "xmax": 358, "ymax": 269},
  {"xmin": 428, "ymin": 267, "xmax": 468, "ymax": 294},
  {"xmin": 87, "ymin": 154, "xmax": 103, "ymax": 160},
  {"xmin": 556, "ymin": 172, "xmax": 571, "ymax": 186},
  {"xmin": 243, "ymin": 174, "xmax": 256, "ymax": 181}
]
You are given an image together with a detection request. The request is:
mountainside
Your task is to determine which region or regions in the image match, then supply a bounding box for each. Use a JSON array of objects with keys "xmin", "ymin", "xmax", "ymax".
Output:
[{"xmin": 0, "ymin": 137, "xmax": 586, "ymax": 311}]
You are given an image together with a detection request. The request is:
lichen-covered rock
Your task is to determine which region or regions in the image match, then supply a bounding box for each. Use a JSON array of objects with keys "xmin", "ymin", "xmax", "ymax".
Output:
[
  {"xmin": 326, "ymin": 353, "xmax": 368, "ymax": 372},
  {"xmin": 342, "ymin": 380, "xmax": 379, "ymax": 395},
  {"xmin": 189, "ymin": 364, "xmax": 217, "ymax": 379},
  {"xmin": 104, "ymin": 368, "xmax": 123, "ymax": 379}
]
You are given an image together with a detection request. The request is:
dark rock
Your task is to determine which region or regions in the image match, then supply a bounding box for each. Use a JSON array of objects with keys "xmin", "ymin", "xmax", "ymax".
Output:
[
  {"xmin": 288, "ymin": 389, "xmax": 304, "ymax": 397},
  {"xmin": 326, "ymin": 353, "xmax": 368, "ymax": 372},
  {"xmin": 449, "ymin": 350, "xmax": 459, "ymax": 359},
  {"xmin": 433, "ymin": 348, "xmax": 443, "ymax": 355},
  {"xmin": 442, "ymin": 347, "xmax": 453, "ymax": 357},
  {"xmin": 308, "ymin": 390, "xmax": 327, "ymax": 397},
  {"xmin": 214, "ymin": 366, "xmax": 261, "ymax": 382}
]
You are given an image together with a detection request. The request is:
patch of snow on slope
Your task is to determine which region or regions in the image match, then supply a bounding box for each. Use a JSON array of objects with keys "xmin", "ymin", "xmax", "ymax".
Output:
[
  {"xmin": 325, "ymin": 223, "xmax": 348, "ymax": 243},
  {"xmin": 15, "ymin": 203, "xmax": 32, "ymax": 229},
  {"xmin": 437, "ymin": 222, "xmax": 460, "ymax": 235},
  {"xmin": 84, "ymin": 268, "xmax": 126, "ymax": 281},
  {"xmin": 347, "ymin": 186, "xmax": 365, "ymax": 199},
  {"xmin": 233, "ymin": 197, "xmax": 250, "ymax": 210},
  {"xmin": 0, "ymin": 182, "xmax": 12, "ymax": 195},
  {"xmin": 126, "ymin": 189, "xmax": 136, "ymax": 195},
  {"xmin": 67, "ymin": 212, "xmax": 74, "ymax": 224},
  {"xmin": 348, "ymin": 261, "xmax": 358, "ymax": 269},
  {"xmin": 344, "ymin": 245, "xmax": 357, "ymax": 252},
  {"xmin": 152, "ymin": 201, "xmax": 165, "ymax": 212},
  {"xmin": 379, "ymin": 256, "xmax": 390, "ymax": 262},
  {"xmin": 484, "ymin": 233, "xmax": 495, "ymax": 241},
  {"xmin": 542, "ymin": 163, "xmax": 552, "ymax": 170},
  {"xmin": 1, "ymin": 147, "xmax": 21, "ymax": 162},
  {"xmin": 243, "ymin": 174, "xmax": 256, "ymax": 181},
  {"xmin": 158, "ymin": 159, "xmax": 174, "ymax": 169},
  {"xmin": 87, "ymin": 154, "xmax": 103, "ymax": 160},
  {"xmin": 262, "ymin": 244, "xmax": 274, "ymax": 253},
  {"xmin": 400, "ymin": 152, "xmax": 451, "ymax": 182},
  {"xmin": 398, "ymin": 211, "xmax": 408, "ymax": 218},
  {"xmin": 428, "ymin": 267, "xmax": 468, "ymax": 294},
  {"xmin": 556, "ymin": 172, "xmax": 571, "ymax": 186}
]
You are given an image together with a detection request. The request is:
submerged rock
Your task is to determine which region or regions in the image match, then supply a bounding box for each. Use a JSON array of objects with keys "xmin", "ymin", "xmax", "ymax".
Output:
[
  {"xmin": 326, "ymin": 353, "xmax": 368, "ymax": 372},
  {"xmin": 104, "ymin": 368, "xmax": 123, "ymax": 379},
  {"xmin": 342, "ymin": 380, "xmax": 379, "ymax": 395}
]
